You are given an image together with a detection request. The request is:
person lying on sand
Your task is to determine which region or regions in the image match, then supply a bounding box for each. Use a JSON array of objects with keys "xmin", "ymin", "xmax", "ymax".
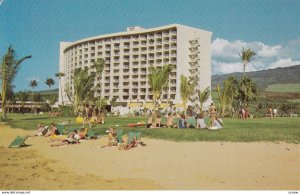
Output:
[
  {"xmin": 31, "ymin": 123, "xmax": 48, "ymax": 137},
  {"xmin": 118, "ymin": 136, "xmax": 146, "ymax": 150},
  {"xmin": 45, "ymin": 123, "xmax": 59, "ymax": 137},
  {"xmin": 74, "ymin": 128, "xmax": 88, "ymax": 140},
  {"xmin": 50, "ymin": 132, "xmax": 79, "ymax": 147}
]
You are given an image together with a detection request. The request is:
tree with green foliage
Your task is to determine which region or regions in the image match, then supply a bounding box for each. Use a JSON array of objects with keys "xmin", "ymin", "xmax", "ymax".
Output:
[
  {"xmin": 96, "ymin": 97, "xmax": 108, "ymax": 111},
  {"xmin": 15, "ymin": 90, "xmax": 29, "ymax": 114},
  {"xmin": 224, "ymin": 76, "xmax": 239, "ymax": 116},
  {"xmin": 29, "ymin": 80, "xmax": 38, "ymax": 113},
  {"xmin": 29, "ymin": 79, "xmax": 38, "ymax": 90},
  {"xmin": 73, "ymin": 67, "xmax": 96, "ymax": 114},
  {"xmin": 216, "ymin": 84, "xmax": 229, "ymax": 116},
  {"xmin": 148, "ymin": 64, "xmax": 173, "ymax": 109},
  {"xmin": 55, "ymin": 72, "xmax": 65, "ymax": 106},
  {"xmin": 239, "ymin": 47, "xmax": 256, "ymax": 76},
  {"xmin": 45, "ymin": 78, "xmax": 55, "ymax": 89},
  {"xmin": 32, "ymin": 93, "xmax": 43, "ymax": 113},
  {"xmin": 197, "ymin": 86, "xmax": 210, "ymax": 112},
  {"xmin": 0, "ymin": 46, "xmax": 31, "ymax": 119},
  {"xmin": 180, "ymin": 75, "xmax": 198, "ymax": 113},
  {"xmin": 238, "ymin": 75, "xmax": 258, "ymax": 106},
  {"xmin": 91, "ymin": 58, "xmax": 105, "ymax": 79}
]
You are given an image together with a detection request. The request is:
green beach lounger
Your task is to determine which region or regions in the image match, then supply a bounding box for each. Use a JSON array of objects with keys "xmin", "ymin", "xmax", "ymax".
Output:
[
  {"xmin": 173, "ymin": 117, "xmax": 180, "ymax": 125},
  {"xmin": 86, "ymin": 130, "xmax": 100, "ymax": 139},
  {"xmin": 9, "ymin": 136, "xmax": 28, "ymax": 148},
  {"xmin": 127, "ymin": 131, "xmax": 142, "ymax": 143},
  {"xmin": 186, "ymin": 117, "xmax": 196, "ymax": 128},
  {"xmin": 116, "ymin": 129, "xmax": 123, "ymax": 143},
  {"xmin": 56, "ymin": 125, "xmax": 65, "ymax": 135}
]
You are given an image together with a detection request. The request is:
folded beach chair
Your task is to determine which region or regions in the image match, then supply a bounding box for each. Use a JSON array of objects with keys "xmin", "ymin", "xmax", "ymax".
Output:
[
  {"xmin": 9, "ymin": 136, "xmax": 28, "ymax": 148},
  {"xmin": 186, "ymin": 117, "xmax": 196, "ymax": 128}
]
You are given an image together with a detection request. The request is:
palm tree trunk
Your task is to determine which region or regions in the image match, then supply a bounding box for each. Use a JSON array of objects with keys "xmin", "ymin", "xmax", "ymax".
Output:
[
  {"xmin": 59, "ymin": 78, "xmax": 64, "ymax": 106},
  {"xmin": 1, "ymin": 62, "xmax": 7, "ymax": 120}
]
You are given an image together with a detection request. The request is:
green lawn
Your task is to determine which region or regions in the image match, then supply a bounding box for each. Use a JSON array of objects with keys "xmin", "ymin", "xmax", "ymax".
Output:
[
  {"xmin": 4, "ymin": 113, "xmax": 300, "ymax": 143},
  {"xmin": 265, "ymin": 83, "xmax": 300, "ymax": 93}
]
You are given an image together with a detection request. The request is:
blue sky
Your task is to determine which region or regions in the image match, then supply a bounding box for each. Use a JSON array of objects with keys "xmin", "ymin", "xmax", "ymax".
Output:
[{"xmin": 1, "ymin": 0, "xmax": 300, "ymax": 91}]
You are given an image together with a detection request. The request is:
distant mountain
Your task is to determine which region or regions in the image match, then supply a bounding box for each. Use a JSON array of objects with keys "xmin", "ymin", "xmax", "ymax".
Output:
[{"xmin": 212, "ymin": 65, "xmax": 300, "ymax": 90}]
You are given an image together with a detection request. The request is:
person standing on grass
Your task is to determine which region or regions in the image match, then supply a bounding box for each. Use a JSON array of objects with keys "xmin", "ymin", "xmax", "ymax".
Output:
[
  {"xmin": 209, "ymin": 103, "xmax": 216, "ymax": 120},
  {"xmin": 268, "ymin": 107, "xmax": 273, "ymax": 118},
  {"xmin": 273, "ymin": 107, "xmax": 278, "ymax": 117}
]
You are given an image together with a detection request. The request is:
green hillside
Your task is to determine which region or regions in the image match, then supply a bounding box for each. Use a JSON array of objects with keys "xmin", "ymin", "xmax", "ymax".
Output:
[
  {"xmin": 212, "ymin": 65, "xmax": 300, "ymax": 90},
  {"xmin": 265, "ymin": 84, "xmax": 300, "ymax": 93}
]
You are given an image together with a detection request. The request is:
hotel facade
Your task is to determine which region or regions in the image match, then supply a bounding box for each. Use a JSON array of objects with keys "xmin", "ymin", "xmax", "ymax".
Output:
[{"xmin": 59, "ymin": 24, "xmax": 212, "ymax": 107}]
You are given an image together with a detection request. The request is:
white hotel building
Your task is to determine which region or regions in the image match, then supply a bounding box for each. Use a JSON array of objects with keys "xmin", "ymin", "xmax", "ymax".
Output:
[{"xmin": 59, "ymin": 24, "xmax": 212, "ymax": 107}]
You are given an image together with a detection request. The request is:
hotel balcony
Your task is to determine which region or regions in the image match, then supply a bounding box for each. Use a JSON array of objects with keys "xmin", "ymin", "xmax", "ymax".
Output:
[{"xmin": 170, "ymin": 30, "xmax": 177, "ymax": 35}]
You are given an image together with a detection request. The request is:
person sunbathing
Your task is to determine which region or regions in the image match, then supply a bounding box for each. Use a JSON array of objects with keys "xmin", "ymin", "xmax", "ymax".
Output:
[
  {"xmin": 208, "ymin": 116, "xmax": 223, "ymax": 130},
  {"xmin": 196, "ymin": 113, "xmax": 207, "ymax": 129},
  {"xmin": 178, "ymin": 114, "xmax": 187, "ymax": 128},
  {"xmin": 119, "ymin": 136, "xmax": 146, "ymax": 150},
  {"xmin": 45, "ymin": 123, "xmax": 59, "ymax": 137},
  {"xmin": 50, "ymin": 132, "xmax": 79, "ymax": 147},
  {"xmin": 31, "ymin": 123, "xmax": 48, "ymax": 136},
  {"xmin": 166, "ymin": 112, "xmax": 178, "ymax": 128},
  {"xmin": 155, "ymin": 114, "xmax": 164, "ymax": 127},
  {"xmin": 101, "ymin": 127, "xmax": 117, "ymax": 148},
  {"xmin": 122, "ymin": 137, "xmax": 139, "ymax": 150},
  {"xmin": 74, "ymin": 128, "xmax": 88, "ymax": 140}
]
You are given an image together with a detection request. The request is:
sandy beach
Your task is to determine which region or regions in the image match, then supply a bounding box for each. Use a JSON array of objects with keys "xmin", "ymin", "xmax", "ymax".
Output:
[{"xmin": 1, "ymin": 122, "xmax": 299, "ymax": 190}]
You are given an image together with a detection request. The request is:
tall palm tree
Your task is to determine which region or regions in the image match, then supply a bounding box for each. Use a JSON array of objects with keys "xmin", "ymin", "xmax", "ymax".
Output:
[
  {"xmin": 29, "ymin": 79, "xmax": 38, "ymax": 90},
  {"xmin": 148, "ymin": 64, "xmax": 173, "ymax": 109},
  {"xmin": 45, "ymin": 78, "xmax": 55, "ymax": 89},
  {"xmin": 29, "ymin": 80, "xmax": 38, "ymax": 113},
  {"xmin": 239, "ymin": 48, "xmax": 256, "ymax": 76},
  {"xmin": 216, "ymin": 84, "xmax": 229, "ymax": 116},
  {"xmin": 1, "ymin": 46, "xmax": 31, "ymax": 119},
  {"xmin": 197, "ymin": 86, "xmax": 210, "ymax": 112},
  {"xmin": 224, "ymin": 76, "xmax": 239, "ymax": 116},
  {"xmin": 55, "ymin": 72, "xmax": 65, "ymax": 106},
  {"xmin": 180, "ymin": 75, "xmax": 197, "ymax": 113}
]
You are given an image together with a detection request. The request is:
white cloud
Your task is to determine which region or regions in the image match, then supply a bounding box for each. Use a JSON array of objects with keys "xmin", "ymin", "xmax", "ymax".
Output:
[
  {"xmin": 269, "ymin": 58, "xmax": 300, "ymax": 69},
  {"xmin": 257, "ymin": 45, "xmax": 281, "ymax": 58},
  {"xmin": 212, "ymin": 38, "xmax": 300, "ymax": 75}
]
